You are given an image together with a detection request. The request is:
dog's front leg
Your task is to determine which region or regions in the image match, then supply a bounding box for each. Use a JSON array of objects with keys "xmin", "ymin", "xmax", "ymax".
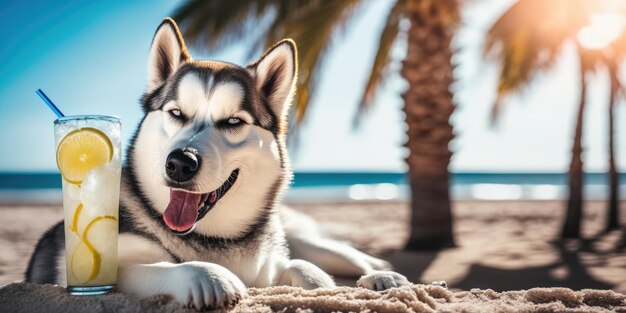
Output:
[
  {"xmin": 277, "ymin": 259, "xmax": 336, "ymax": 289},
  {"xmin": 118, "ymin": 261, "xmax": 246, "ymax": 310}
]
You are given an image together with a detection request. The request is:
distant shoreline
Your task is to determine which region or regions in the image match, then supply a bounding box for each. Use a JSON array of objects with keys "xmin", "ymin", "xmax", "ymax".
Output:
[
  {"xmin": 2, "ymin": 171, "xmax": 625, "ymax": 189},
  {"xmin": 0, "ymin": 172, "xmax": 624, "ymax": 203}
]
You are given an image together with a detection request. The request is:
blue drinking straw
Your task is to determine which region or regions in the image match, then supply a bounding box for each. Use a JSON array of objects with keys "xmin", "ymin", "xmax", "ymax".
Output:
[{"xmin": 35, "ymin": 89, "xmax": 65, "ymax": 118}]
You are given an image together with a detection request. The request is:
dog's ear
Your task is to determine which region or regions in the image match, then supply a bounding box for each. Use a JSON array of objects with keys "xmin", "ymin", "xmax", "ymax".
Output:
[
  {"xmin": 147, "ymin": 18, "xmax": 190, "ymax": 92},
  {"xmin": 247, "ymin": 39, "xmax": 297, "ymax": 120}
]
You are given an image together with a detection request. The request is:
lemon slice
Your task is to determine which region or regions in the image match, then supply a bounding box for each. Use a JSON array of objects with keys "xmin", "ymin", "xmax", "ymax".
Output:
[
  {"xmin": 70, "ymin": 242, "xmax": 99, "ymax": 284},
  {"xmin": 70, "ymin": 203, "xmax": 83, "ymax": 233},
  {"xmin": 70, "ymin": 215, "xmax": 117, "ymax": 284},
  {"xmin": 84, "ymin": 215, "xmax": 117, "ymax": 253},
  {"xmin": 56, "ymin": 127, "xmax": 113, "ymax": 184}
]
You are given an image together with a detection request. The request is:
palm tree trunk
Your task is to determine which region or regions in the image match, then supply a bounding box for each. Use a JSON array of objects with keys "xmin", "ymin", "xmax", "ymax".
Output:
[
  {"xmin": 607, "ymin": 61, "xmax": 620, "ymax": 231},
  {"xmin": 402, "ymin": 0, "xmax": 457, "ymax": 250},
  {"xmin": 562, "ymin": 50, "xmax": 587, "ymax": 239}
]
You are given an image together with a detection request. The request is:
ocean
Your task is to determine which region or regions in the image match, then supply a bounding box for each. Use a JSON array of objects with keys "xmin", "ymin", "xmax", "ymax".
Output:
[{"xmin": 0, "ymin": 172, "xmax": 624, "ymax": 204}]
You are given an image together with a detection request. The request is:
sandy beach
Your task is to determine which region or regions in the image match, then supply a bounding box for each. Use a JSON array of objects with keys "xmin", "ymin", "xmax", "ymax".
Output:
[{"xmin": 1, "ymin": 200, "xmax": 624, "ymax": 294}]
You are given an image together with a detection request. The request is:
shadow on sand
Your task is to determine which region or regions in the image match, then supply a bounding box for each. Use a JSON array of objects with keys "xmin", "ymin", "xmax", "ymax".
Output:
[{"xmin": 381, "ymin": 227, "xmax": 625, "ymax": 291}]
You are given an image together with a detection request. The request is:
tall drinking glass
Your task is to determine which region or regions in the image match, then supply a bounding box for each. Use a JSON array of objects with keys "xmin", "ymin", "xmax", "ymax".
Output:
[{"xmin": 54, "ymin": 115, "xmax": 121, "ymax": 295}]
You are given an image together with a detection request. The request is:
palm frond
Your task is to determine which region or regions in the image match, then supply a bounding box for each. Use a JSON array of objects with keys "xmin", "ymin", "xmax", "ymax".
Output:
[
  {"xmin": 354, "ymin": 0, "xmax": 406, "ymax": 124},
  {"xmin": 607, "ymin": 29, "xmax": 626, "ymax": 103},
  {"xmin": 173, "ymin": 0, "xmax": 307, "ymax": 50},
  {"xmin": 609, "ymin": 26, "xmax": 626, "ymax": 62},
  {"xmin": 484, "ymin": 0, "xmax": 590, "ymax": 120},
  {"xmin": 263, "ymin": 0, "xmax": 363, "ymax": 122},
  {"xmin": 173, "ymin": 0, "xmax": 261, "ymax": 49}
]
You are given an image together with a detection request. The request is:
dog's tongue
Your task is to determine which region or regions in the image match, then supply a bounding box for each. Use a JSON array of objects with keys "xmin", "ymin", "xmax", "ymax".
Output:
[{"xmin": 163, "ymin": 189, "xmax": 201, "ymax": 232}]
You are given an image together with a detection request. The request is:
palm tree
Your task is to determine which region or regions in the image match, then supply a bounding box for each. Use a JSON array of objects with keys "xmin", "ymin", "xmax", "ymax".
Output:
[
  {"xmin": 606, "ymin": 57, "xmax": 620, "ymax": 231},
  {"xmin": 605, "ymin": 30, "xmax": 626, "ymax": 231},
  {"xmin": 173, "ymin": 0, "xmax": 460, "ymax": 249},
  {"xmin": 486, "ymin": 0, "xmax": 626, "ymax": 237},
  {"xmin": 483, "ymin": 0, "xmax": 592, "ymax": 238},
  {"xmin": 573, "ymin": 47, "xmax": 622, "ymax": 233}
]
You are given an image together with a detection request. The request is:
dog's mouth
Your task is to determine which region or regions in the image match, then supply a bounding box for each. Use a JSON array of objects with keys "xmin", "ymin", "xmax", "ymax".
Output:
[{"xmin": 162, "ymin": 169, "xmax": 239, "ymax": 235}]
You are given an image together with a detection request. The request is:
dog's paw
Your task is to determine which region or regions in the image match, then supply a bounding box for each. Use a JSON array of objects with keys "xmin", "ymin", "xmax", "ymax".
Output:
[
  {"xmin": 431, "ymin": 280, "xmax": 448, "ymax": 289},
  {"xmin": 168, "ymin": 262, "xmax": 246, "ymax": 310},
  {"xmin": 357, "ymin": 271, "xmax": 410, "ymax": 291}
]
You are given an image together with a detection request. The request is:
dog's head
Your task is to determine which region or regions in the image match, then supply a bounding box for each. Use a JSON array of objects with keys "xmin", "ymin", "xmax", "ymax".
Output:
[{"xmin": 130, "ymin": 18, "xmax": 296, "ymax": 237}]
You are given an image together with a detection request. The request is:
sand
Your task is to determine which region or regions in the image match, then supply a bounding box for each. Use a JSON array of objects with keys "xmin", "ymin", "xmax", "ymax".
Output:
[
  {"xmin": 290, "ymin": 200, "xmax": 626, "ymax": 293},
  {"xmin": 0, "ymin": 200, "xmax": 625, "ymax": 312},
  {"xmin": 1, "ymin": 282, "xmax": 624, "ymax": 312}
]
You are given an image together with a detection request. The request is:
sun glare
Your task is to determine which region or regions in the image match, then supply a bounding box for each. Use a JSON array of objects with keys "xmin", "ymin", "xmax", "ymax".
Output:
[{"xmin": 577, "ymin": 14, "xmax": 626, "ymax": 49}]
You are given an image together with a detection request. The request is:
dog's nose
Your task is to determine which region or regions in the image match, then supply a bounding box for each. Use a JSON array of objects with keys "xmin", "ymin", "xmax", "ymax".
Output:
[{"xmin": 165, "ymin": 149, "xmax": 200, "ymax": 182}]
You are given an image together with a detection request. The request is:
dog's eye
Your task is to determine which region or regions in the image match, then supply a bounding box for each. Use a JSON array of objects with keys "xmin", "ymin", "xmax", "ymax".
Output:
[
  {"xmin": 228, "ymin": 117, "xmax": 242, "ymax": 125},
  {"xmin": 169, "ymin": 109, "xmax": 181, "ymax": 118},
  {"xmin": 216, "ymin": 117, "xmax": 246, "ymax": 130},
  {"xmin": 167, "ymin": 109, "xmax": 186, "ymax": 122}
]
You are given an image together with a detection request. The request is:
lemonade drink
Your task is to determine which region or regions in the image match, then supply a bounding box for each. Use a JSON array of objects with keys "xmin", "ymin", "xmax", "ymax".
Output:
[{"xmin": 54, "ymin": 115, "xmax": 121, "ymax": 295}]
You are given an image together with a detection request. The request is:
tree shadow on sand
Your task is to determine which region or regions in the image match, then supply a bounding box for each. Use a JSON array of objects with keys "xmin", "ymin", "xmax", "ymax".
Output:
[{"xmin": 452, "ymin": 228, "xmax": 625, "ymax": 291}]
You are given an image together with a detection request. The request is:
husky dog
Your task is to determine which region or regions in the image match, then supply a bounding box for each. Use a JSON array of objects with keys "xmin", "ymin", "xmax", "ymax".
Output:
[{"xmin": 26, "ymin": 18, "xmax": 409, "ymax": 310}]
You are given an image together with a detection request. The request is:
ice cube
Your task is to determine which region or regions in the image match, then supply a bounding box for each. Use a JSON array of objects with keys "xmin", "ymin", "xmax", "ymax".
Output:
[
  {"xmin": 63, "ymin": 182, "xmax": 82, "ymax": 210},
  {"xmin": 80, "ymin": 163, "xmax": 121, "ymax": 217}
]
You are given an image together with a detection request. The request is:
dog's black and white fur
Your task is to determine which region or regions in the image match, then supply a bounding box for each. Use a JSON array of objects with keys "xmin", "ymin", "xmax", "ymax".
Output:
[{"xmin": 26, "ymin": 18, "xmax": 409, "ymax": 310}]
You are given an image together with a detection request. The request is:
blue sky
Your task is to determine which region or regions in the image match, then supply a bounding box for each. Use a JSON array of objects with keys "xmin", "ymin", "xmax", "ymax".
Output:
[{"xmin": 0, "ymin": 0, "xmax": 624, "ymax": 172}]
